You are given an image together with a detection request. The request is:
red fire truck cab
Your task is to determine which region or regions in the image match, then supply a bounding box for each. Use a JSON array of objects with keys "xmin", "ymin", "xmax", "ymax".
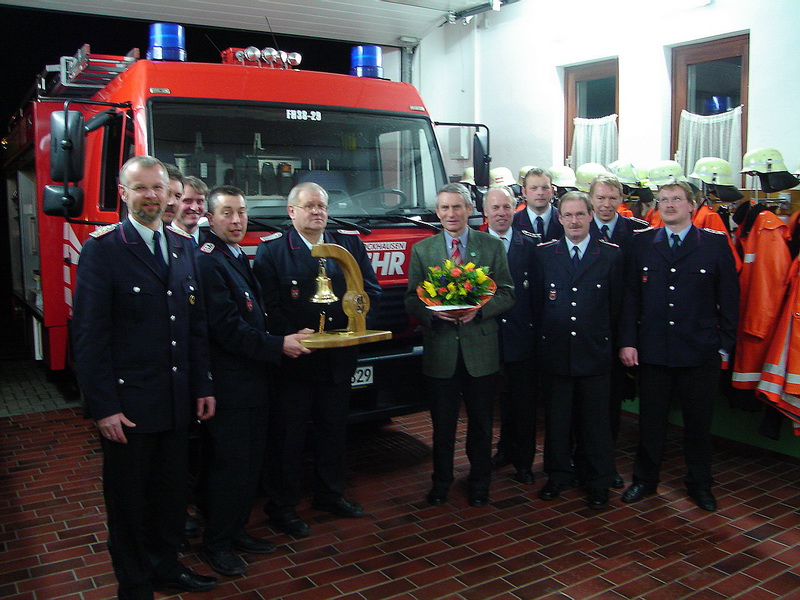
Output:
[{"xmin": 3, "ymin": 40, "xmax": 467, "ymax": 421}]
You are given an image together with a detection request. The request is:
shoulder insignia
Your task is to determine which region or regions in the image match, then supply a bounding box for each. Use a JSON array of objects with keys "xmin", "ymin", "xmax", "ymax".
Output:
[
  {"xmin": 336, "ymin": 229, "xmax": 360, "ymax": 235},
  {"xmin": 703, "ymin": 228, "xmax": 726, "ymax": 235},
  {"xmin": 167, "ymin": 224, "xmax": 191, "ymax": 238},
  {"xmin": 599, "ymin": 239, "xmax": 620, "ymax": 248},
  {"xmin": 89, "ymin": 223, "xmax": 119, "ymax": 238},
  {"xmin": 200, "ymin": 242, "xmax": 215, "ymax": 253},
  {"xmin": 260, "ymin": 232, "xmax": 283, "ymax": 242},
  {"xmin": 633, "ymin": 226, "xmax": 653, "ymax": 234},
  {"xmin": 521, "ymin": 230, "xmax": 539, "ymax": 239},
  {"xmin": 537, "ymin": 239, "xmax": 558, "ymax": 247},
  {"xmin": 630, "ymin": 217, "xmax": 649, "ymax": 228}
]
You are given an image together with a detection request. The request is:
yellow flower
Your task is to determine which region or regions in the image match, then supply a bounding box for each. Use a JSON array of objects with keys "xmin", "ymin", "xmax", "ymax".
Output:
[
  {"xmin": 447, "ymin": 282, "xmax": 456, "ymax": 293},
  {"xmin": 475, "ymin": 268, "xmax": 487, "ymax": 284},
  {"xmin": 464, "ymin": 261, "xmax": 475, "ymax": 270},
  {"xmin": 443, "ymin": 259, "xmax": 453, "ymax": 270},
  {"xmin": 422, "ymin": 280, "xmax": 437, "ymax": 297}
]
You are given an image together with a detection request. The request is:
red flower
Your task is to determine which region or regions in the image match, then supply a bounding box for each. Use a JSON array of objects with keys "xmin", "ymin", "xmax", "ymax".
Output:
[{"xmin": 450, "ymin": 268, "xmax": 462, "ymax": 277}]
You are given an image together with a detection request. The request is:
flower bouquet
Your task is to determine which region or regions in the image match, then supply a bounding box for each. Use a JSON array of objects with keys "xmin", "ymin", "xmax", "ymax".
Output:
[{"xmin": 416, "ymin": 259, "xmax": 496, "ymax": 319}]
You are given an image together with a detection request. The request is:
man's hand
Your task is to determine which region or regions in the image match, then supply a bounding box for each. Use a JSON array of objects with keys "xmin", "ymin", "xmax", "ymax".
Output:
[
  {"xmin": 283, "ymin": 328, "xmax": 314, "ymax": 358},
  {"xmin": 96, "ymin": 413, "xmax": 136, "ymax": 444},
  {"xmin": 434, "ymin": 310, "xmax": 478, "ymax": 324},
  {"xmin": 619, "ymin": 347, "xmax": 639, "ymax": 367},
  {"xmin": 196, "ymin": 396, "xmax": 216, "ymax": 420}
]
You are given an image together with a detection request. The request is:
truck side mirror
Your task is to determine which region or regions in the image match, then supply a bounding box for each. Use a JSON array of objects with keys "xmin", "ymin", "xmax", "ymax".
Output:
[
  {"xmin": 43, "ymin": 184, "xmax": 84, "ymax": 218},
  {"xmin": 472, "ymin": 129, "xmax": 490, "ymax": 188},
  {"xmin": 50, "ymin": 110, "xmax": 85, "ymax": 182}
]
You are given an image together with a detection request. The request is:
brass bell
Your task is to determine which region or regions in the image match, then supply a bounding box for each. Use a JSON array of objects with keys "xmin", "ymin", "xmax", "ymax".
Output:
[{"xmin": 310, "ymin": 259, "xmax": 338, "ymax": 304}]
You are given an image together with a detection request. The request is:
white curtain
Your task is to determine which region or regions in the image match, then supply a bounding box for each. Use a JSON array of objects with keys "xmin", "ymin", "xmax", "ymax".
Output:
[
  {"xmin": 569, "ymin": 114, "xmax": 618, "ymax": 169},
  {"xmin": 677, "ymin": 105, "xmax": 742, "ymax": 184}
]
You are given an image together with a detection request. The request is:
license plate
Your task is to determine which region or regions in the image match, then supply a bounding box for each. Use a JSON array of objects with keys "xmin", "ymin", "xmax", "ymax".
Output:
[{"xmin": 351, "ymin": 365, "xmax": 374, "ymax": 387}]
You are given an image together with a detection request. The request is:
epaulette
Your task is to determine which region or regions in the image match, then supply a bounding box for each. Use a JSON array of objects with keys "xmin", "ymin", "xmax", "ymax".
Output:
[
  {"xmin": 167, "ymin": 224, "xmax": 191, "ymax": 239},
  {"xmin": 89, "ymin": 223, "xmax": 119, "ymax": 238},
  {"xmin": 521, "ymin": 230, "xmax": 540, "ymax": 239},
  {"xmin": 630, "ymin": 217, "xmax": 649, "ymax": 228},
  {"xmin": 260, "ymin": 232, "xmax": 283, "ymax": 242},
  {"xmin": 200, "ymin": 242, "xmax": 215, "ymax": 254},
  {"xmin": 336, "ymin": 229, "xmax": 360, "ymax": 235},
  {"xmin": 599, "ymin": 239, "xmax": 620, "ymax": 248},
  {"xmin": 703, "ymin": 228, "xmax": 727, "ymax": 235},
  {"xmin": 633, "ymin": 226, "xmax": 653, "ymax": 234},
  {"xmin": 537, "ymin": 239, "xmax": 558, "ymax": 247}
]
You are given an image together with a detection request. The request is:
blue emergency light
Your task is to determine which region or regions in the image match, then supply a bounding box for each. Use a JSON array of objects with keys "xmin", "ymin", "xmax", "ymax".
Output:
[
  {"xmin": 350, "ymin": 45, "xmax": 383, "ymax": 78},
  {"xmin": 146, "ymin": 23, "xmax": 187, "ymax": 62}
]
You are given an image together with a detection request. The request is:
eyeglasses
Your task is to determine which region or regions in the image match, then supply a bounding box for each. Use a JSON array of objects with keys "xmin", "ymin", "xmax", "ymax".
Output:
[
  {"xmin": 122, "ymin": 184, "xmax": 167, "ymax": 194},
  {"xmin": 291, "ymin": 203, "xmax": 328, "ymax": 214}
]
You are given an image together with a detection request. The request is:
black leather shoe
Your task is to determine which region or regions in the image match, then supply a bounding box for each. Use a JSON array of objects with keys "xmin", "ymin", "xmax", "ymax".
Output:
[
  {"xmin": 426, "ymin": 489, "xmax": 448, "ymax": 506},
  {"xmin": 538, "ymin": 481, "xmax": 567, "ymax": 501},
  {"xmin": 468, "ymin": 491, "xmax": 489, "ymax": 507},
  {"xmin": 621, "ymin": 483, "xmax": 657, "ymax": 503},
  {"xmin": 688, "ymin": 488, "xmax": 717, "ymax": 511},
  {"xmin": 586, "ymin": 488, "xmax": 609, "ymax": 510},
  {"xmin": 202, "ymin": 549, "xmax": 247, "ymax": 577},
  {"xmin": 270, "ymin": 512, "xmax": 311, "ymax": 537},
  {"xmin": 612, "ymin": 475, "xmax": 625, "ymax": 489},
  {"xmin": 154, "ymin": 567, "xmax": 218, "ymax": 592},
  {"xmin": 492, "ymin": 451, "xmax": 512, "ymax": 469},
  {"xmin": 312, "ymin": 497, "xmax": 364, "ymax": 518},
  {"xmin": 512, "ymin": 469, "xmax": 535, "ymax": 485},
  {"xmin": 232, "ymin": 534, "xmax": 277, "ymax": 554}
]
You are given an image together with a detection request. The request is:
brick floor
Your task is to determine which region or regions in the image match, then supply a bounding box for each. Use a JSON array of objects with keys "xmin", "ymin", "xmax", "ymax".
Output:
[{"xmin": 1, "ymin": 361, "xmax": 800, "ymax": 599}]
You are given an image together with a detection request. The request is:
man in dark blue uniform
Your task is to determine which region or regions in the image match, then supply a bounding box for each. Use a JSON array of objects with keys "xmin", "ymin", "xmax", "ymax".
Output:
[
  {"xmin": 73, "ymin": 156, "xmax": 217, "ymax": 599},
  {"xmin": 619, "ymin": 180, "xmax": 739, "ymax": 511},
  {"xmin": 253, "ymin": 182, "xmax": 380, "ymax": 537},
  {"xmin": 484, "ymin": 187, "xmax": 539, "ymax": 485},
  {"xmin": 587, "ymin": 174, "xmax": 650, "ymax": 488},
  {"xmin": 512, "ymin": 167, "xmax": 564, "ymax": 242},
  {"xmin": 195, "ymin": 186, "xmax": 311, "ymax": 576},
  {"xmin": 534, "ymin": 191, "xmax": 623, "ymax": 509}
]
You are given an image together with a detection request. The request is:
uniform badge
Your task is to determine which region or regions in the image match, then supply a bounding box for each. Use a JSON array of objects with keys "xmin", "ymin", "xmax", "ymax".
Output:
[
  {"xmin": 245, "ymin": 291, "xmax": 253, "ymax": 311},
  {"xmin": 291, "ymin": 287, "xmax": 300, "ymax": 299},
  {"xmin": 89, "ymin": 223, "xmax": 119, "ymax": 238},
  {"xmin": 189, "ymin": 294, "xmax": 196, "ymax": 305},
  {"xmin": 523, "ymin": 279, "xmax": 529, "ymax": 289},
  {"xmin": 549, "ymin": 290, "xmax": 557, "ymax": 300},
  {"xmin": 641, "ymin": 274, "xmax": 648, "ymax": 283},
  {"xmin": 200, "ymin": 243, "xmax": 215, "ymax": 253}
]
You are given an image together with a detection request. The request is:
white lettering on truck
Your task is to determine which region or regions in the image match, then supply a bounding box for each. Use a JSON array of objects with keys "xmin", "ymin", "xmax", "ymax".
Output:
[{"xmin": 364, "ymin": 241, "xmax": 407, "ymax": 277}]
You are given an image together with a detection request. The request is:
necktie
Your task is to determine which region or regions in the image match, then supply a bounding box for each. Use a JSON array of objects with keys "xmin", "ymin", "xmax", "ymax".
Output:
[
  {"xmin": 572, "ymin": 245, "xmax": 580, "ymax": 268},
  {"xmin": 153, "ymin": 231, "xmax": 168, "ymax": 276},
  {"xmin": 671, "ymin": 233, "xmax": 681, "ymax": 256},
  {"xmin": 500, "ymin": 236, "xmax": 508, "ymax": 253},
  {"xmin": 535, "ymin": 216, "xmax": 544, "ymax": 237},
  {"xmin": 600, "ymin": 224, "xmax": 610, "ymax": 241},
  {"xmin": 451, "ymin": 238, "xmax": 463, "ymax": 265}
]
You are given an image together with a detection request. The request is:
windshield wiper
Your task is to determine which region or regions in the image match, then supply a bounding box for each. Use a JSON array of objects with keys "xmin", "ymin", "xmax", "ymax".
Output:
[
  {"xmin": 327, "ymin": 216, "xmax": 371, "ymax": 235},
  {"xmin": 379, "ymin": 212, "xmax": 441, "ymax": 231}
]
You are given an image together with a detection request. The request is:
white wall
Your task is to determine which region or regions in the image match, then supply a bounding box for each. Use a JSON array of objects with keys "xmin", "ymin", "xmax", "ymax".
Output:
[{"xmin": 414, "ymin": 0, "xmax": 800, "ymax": 179}]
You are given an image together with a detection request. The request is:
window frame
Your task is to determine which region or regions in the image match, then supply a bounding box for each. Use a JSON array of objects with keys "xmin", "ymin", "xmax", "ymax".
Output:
[{"xmin": 564, "ymin": 58, "xmax": 619, "ymax": 163}]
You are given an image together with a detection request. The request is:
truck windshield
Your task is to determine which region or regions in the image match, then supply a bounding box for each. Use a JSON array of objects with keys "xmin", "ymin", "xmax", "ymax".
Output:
[{"xmin": 150, "ymin": 100, "xmax": 445, "ymax": 224}]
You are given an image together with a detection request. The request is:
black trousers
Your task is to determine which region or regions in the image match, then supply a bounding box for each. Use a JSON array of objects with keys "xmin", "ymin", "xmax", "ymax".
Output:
[
  {"xmin": 267, "ymin": 379, "xmax": 351, "ymax": 514},
  {"xmin": 427, "ymin": 354, "xmax": 497, "ymax": 493},
  {"xmin": 496, "ymin": 359, "xmax": 538, "ymax": 470},
  {"xmin": 101, "ymin": 428, "xmax": 188, "ymax": 599},
  {"xmin": 633, "ymin": 358, "xmax": 720, "ymax": 490},
  {"xmin": 199, "ymin": 405, "xmax": 267, "ymax": 551},
  {"xmin": 543, "ymin": 373, "xmax": 615, "ymax": 489}
]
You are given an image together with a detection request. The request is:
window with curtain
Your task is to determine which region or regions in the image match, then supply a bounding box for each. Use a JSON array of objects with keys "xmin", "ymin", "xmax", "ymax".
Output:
[
  {"xmin": 569, "ymin": 114, "xmax": 618, "ymax": 170},
  {"xmin": 564, "ymin": 59, "xmax": 618, "ymax": 165},
  {"xmin": 677, "ymin": 105, "xmax": 742, "ymax": 184}
]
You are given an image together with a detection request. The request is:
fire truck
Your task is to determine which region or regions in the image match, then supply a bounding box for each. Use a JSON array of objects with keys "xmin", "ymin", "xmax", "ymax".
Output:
[{"xmin": 2, "ymin": 30, "xmax": 487, "ymax": 421}]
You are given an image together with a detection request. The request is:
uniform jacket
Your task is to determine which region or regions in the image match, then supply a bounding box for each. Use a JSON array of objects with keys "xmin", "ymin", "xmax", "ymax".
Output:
[
  {"xmin": 196, "ymin": 231, "xmax": 284, "ymax": 409},
  {"xmin": 512, "ymin": 206, "xmax": 564, "ymax": 242},
  {"xmin": 252, "ymin": 227, "xmax": 380, "ymax": 384},
  {"xmin": 732, "ymin": 210, "xmax": 791, "ymax": 388},
  {"xmin": 619, "ymin": 225, "xmax": 740, "ymax": 367},
  {"xmin": 589, "ymin": 215, "xmax": 649, "ymax": 252},
  {"xmin": 404, "ymin": 229, "xmax": 515, "ymax": 378},
  {"xmin": 757, "ymin": 257, "xmax": 800, "ymax": 430},
  {"xmin": 72, "ymin": 219, "xmax": 213, "ymax": 433},
  {"xmin": 534, "ymin": 237, "xmax": 623, "ymax": 377},
  {"xmin": 499, "ymin": 229, "xmax": 537, "ymax": 363}
]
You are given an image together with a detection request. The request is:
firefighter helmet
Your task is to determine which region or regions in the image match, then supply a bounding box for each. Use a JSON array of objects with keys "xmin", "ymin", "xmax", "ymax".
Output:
[
  {"xmin": 575, "ymin": 163, "xmax": 610, "ymax": 192},
  {"xmin": 741, "ymin": 148, "xmax": 788, "ymax": 173},
  {"xmin": 489, "ymin": 166, "xmax": 516, "ymax": 187},
  {"xmin": 459, "ymin": 167, "xmax": 475, "ymax": 186},
  {"xmin": 690, "ymin": 157, "xmax": 735, "ymax": 186},
  {"xmin": 548, "ymin": 165, "xmax": 577, "ymax": 188},
  {"xmin": 518, "ymin": 165, "xmax": 535, "ymax": 185},
  {"xmin": 608, "ymin": 160, "xmax": 643, "ymax": 186},
  {"xmin": 648, "ymin": 160, "xmax": 686, "ymax": 189}
]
